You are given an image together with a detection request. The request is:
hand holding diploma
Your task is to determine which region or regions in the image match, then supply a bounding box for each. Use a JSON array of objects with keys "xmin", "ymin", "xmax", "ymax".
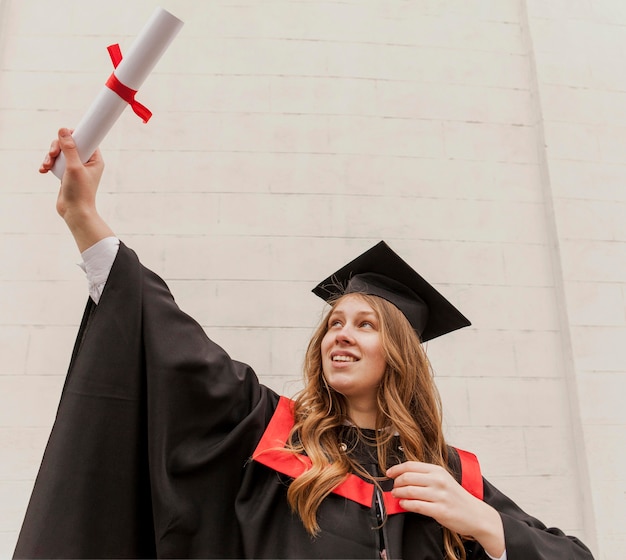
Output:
[
  {"xmin": 50, "ymin": 7, "xmax": 184, "ymax": 179},
  {"xmin": 41, "ymin": 128, "xmax": 113, "ymax": 253}
]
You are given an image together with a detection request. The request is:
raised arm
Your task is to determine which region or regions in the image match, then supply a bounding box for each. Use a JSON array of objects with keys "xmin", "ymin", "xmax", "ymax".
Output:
[{"xmin": 40, "ymin": 128, "xmax": 114, "ymax": 252}]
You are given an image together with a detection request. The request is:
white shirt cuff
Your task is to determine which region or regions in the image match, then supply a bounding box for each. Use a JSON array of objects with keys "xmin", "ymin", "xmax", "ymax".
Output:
[{"xmin": 78, "ymin": 237, "xmax": 120, "ymax": 304}]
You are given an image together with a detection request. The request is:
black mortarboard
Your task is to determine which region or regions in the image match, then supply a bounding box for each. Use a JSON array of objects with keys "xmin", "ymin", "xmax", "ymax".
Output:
[{"xmin": 312, "ymin": 241, "xmax": 471, "ymax": 342}]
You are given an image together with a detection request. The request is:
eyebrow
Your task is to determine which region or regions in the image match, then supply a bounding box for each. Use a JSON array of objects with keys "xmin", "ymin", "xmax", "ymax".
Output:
[{"xmin": 328, "ymin": 309, "xmax": 378, "ymax": 321}]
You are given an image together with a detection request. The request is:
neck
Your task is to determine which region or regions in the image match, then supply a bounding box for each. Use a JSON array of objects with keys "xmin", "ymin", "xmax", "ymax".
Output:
[{"xmin": 346, "ymin": 402, "xmax": 378, "ymax": 429}]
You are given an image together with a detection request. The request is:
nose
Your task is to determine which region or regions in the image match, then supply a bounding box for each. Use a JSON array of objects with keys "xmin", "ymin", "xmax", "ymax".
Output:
[{"xmin": 335, "ymin": 324, "xmax": 355, "ymax": 344}]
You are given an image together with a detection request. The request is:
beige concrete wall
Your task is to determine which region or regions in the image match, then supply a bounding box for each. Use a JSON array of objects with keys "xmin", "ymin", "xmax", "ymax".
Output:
[
  {"xmin": 1, "ymin": 1, "xmax": 623, "ymax": 558},
  {"xmin": 523, "ymin": 1, "xmax": 626, "ymax": 558}
]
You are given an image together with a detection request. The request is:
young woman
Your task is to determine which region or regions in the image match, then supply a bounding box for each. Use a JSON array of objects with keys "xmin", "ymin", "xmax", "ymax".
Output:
[{"xmin": 14, "ymin": 129, "xmax": 595, "ymax": 560}]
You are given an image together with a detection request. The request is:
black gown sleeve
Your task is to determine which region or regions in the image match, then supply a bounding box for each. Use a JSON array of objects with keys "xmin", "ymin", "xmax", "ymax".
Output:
[
  {"xmin": 14, "ymin": 242, "xmax": 279, "ymax": 559},
  {"xmin": 481, "ymin": 477, "xmax": 595, "ymax": 560}
]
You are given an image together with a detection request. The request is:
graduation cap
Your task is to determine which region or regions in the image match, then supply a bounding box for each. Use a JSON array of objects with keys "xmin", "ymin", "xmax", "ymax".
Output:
[{"xmin": 312, "ymin": 241, "xmax": 471, "ymax": 342}]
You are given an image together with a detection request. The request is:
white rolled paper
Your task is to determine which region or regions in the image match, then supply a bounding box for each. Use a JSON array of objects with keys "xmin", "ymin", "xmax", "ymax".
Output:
[{"xmin": 52, "ymin": 7, "xmax": 184, "ymax": 178}]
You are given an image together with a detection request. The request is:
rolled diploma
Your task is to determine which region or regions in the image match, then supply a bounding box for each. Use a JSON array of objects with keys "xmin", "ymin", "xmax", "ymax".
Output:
[{"xmin": 51, "ymin": 7, "xmax": 184, "ymax": 178}]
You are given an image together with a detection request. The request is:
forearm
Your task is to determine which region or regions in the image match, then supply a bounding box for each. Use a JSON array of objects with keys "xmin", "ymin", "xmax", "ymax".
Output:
[
  {"xmin": 63, "ymin": 207, "xmax": 115, "ymax": 254},
  {"xmin": 500, "ymin": 512, "xmax": 595, "ymax": 559},
  {"xmin": 482, "ymin": 478, "xmax": 595, "ymax": 560}
]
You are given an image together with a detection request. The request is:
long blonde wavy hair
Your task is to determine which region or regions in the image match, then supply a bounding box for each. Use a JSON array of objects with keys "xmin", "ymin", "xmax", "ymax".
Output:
[{"xmin": 286, "ymin": 293, "xmax": 468, "ymax": 559}]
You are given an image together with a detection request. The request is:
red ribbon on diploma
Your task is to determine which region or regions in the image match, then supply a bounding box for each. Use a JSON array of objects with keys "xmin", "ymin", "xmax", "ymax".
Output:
[{"xmin": 105, "ymin": 44, "xmax": 152, "ymax": 123}]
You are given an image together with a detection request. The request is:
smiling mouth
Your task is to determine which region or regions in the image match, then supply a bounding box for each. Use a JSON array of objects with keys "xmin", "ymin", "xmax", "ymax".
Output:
[{"xmin": 332, "ymin": 355, "xmax": 358, "ymax": 362}]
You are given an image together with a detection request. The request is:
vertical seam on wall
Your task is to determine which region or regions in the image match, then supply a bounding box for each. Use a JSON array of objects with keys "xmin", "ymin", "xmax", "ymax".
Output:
[{"xmin": 518, "ymin": 0, "xmax": 598, "ymax": 553}]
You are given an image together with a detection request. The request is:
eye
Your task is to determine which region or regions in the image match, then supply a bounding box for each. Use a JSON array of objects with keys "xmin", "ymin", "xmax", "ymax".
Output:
[
  {"xmin": 328, "ymin": 319, "xmax": 343, "ymax": 328},
  {"xmin": 360, "ymin": 321, "xmax": 375, "ymax": 329}
]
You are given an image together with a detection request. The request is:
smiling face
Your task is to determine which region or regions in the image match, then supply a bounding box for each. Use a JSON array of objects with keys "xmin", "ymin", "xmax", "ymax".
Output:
[{"xmin": 320, "ymin": 294, "xmax": 388, "ymax": 425}]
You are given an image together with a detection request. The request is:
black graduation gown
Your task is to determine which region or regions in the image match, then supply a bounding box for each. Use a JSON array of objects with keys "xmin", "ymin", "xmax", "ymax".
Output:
[{"xmin": 13, "ymin": 243, "xmax": 595, "ymax": 560}]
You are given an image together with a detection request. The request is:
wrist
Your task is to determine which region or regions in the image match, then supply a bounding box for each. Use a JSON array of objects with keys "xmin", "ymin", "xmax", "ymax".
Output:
[
  {"xmin": 471, "ymin": 503, "xmax": 505, "ymax": 558},
  {"xmin": 62, "ymin": 208, "xmax": 115, "ymax": 253}
]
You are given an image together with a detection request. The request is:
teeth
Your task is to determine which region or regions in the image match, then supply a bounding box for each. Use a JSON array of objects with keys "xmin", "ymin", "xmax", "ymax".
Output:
[{"xmin": 333, "ymin": 355, "xmax": 357, "ymax": 362}]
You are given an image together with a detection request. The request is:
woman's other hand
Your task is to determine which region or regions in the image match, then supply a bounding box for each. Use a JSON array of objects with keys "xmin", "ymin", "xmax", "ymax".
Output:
[{"xmin": 386, "ymin": 461, "xmax": 505, "ymax": 558}]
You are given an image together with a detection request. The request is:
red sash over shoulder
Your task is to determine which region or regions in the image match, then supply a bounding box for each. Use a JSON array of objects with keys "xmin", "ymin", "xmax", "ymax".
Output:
[{"xmin": 252, "ymin": 396, "xmax": 483, "ymax": 514}]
